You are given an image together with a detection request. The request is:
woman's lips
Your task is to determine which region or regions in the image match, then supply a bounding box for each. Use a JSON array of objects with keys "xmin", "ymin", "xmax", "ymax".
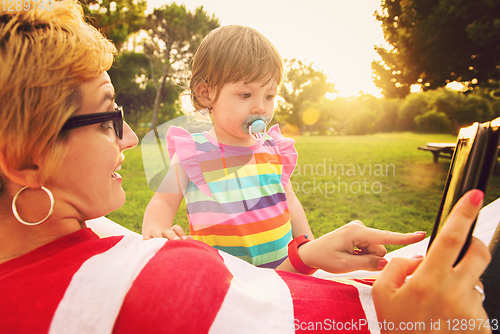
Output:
[{"xmin": 112, "ymin": 164, "xmax": 122, "ymax": 179}]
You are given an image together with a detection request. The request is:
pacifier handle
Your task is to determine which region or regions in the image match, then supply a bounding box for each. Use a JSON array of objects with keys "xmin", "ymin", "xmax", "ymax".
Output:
[{"xmin": 249, "ymin": 119, "xmax": 267, "ymax": 142}]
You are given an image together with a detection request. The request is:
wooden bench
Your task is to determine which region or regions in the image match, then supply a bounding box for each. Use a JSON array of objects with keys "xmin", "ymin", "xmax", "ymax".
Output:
[{"xmin": 418, "ymin": 143, "xmax": 456, "ymax": 163}]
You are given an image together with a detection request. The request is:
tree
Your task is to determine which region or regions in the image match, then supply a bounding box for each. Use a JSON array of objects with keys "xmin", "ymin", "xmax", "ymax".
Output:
[
  {"xmin": 330, "ymin": 94, "xmax": 383, "ymax": 135},
  {"xmin": 80, "ymin": 0, "xmax": 147, "ymax": 50},
  {"xmin": 277, "ymin": 59, "xmax": 336, "ymax": 132},
  {"xmin": 397, "ymin": 92, "xmax": 429, "ymax": 131},
  {"xmin": 144, "ymin": 4, "xmax": 219, "ymax": 130},
  {"xmin": 373, "ymin": 0, "xmax": 500, "ymax": 98},
  {"xmin": 374, "ymin": 98, "xmax": 401, "ymax": 132},
  {"xmin": 107, "ymin": 51, "xmax": 178, "ymax": 133},
  {"xmin": 415, "ymin": 110, "xmax": 453, "ymax": 133},
  {"xmin": 108, "ymin": 52, "xmax": 153, "ymax": 127}
]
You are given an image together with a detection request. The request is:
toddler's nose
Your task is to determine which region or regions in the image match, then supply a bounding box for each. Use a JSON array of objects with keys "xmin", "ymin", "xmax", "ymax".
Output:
[{"xmin": 251, "ymin": 101, "xmax": 266, "ymax": 115}]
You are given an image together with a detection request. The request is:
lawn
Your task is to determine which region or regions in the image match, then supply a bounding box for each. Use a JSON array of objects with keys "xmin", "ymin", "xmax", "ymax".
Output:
[{"xmin": 107, "ymin": 132, "xmax": 500, "ymax": 251}]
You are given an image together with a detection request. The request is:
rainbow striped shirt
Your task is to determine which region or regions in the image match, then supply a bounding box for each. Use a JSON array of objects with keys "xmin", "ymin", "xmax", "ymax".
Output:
[{"xmin": 166, "ymin": 125, "xmax": 298, "ymax": 268}]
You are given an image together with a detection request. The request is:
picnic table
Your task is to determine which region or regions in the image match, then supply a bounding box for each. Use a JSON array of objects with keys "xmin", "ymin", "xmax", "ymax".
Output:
[{"xmin": 418, "ymin": 142, "xmax": 456, "ymax": 163}]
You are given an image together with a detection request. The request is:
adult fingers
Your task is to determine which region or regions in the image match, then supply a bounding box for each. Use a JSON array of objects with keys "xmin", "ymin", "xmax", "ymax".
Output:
[
  {"xmin": 171, "ymin": 225, "xmax": 189, "ymax": 240},
  {"xmin": 424, "ymin": 190, "xmax": 483, "ymax": 272},
  {"xmin": 373, "ymin": 257, "xmax": 423, "ymax": 299},
  {"xmin": 472, "ymin": 281, "xmax": 486, "ymax": 303},
  {"xmin": 455, "ymin": 237, "xmax": 491, "ymax": 282}
]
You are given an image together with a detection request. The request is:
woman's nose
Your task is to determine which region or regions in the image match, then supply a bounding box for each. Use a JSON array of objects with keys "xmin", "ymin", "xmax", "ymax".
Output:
[{"xmin": 120, "ymin": 122, "xmax": 138, "ymax": 150}]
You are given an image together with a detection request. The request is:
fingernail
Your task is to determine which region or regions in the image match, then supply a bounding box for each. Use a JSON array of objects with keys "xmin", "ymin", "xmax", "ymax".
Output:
[
  {"xmin": 412, "ymin": 255, "xmax": 424, "ymax": 259},
  {"xmin": 181, "ymin": 236, "xmax": 187, "ymax": 240},
  {"xmin": 173, "ymin": 237, "xmax": 180, "ymax": 240},
  {"xmin": 414, "ymin": 231, "xmax": 426, "ymax": 236},
  {"xmin": 470, "ymin": 190, "xmax": 484, "ymax": 206},
  {"xmin": 377, "ymin": 259, "xmax": 388, "ymax": 270}
]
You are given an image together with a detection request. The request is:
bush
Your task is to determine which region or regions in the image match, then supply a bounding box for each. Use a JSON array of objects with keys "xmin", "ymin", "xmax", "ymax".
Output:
[
  {"xmin": 374, "ymin": 98, "xmax": 401, "ymax": 132},
  {"xmin": 398, "ymin": 93, "xmax": 430, "ymax": 131},
  {"xmin": 415, "ymin": 110, "xmax": 453, "ymax": 133},
  {"xmin": 453, "ymin": 94, "xmax": 493, "ymax": 127},
  {"xmin": 491, "ymin": 101, "xmax": 500, "ymax": 119}
]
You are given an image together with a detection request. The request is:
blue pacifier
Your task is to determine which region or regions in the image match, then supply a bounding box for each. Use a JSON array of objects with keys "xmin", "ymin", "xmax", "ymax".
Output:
[{"xmin": 242, "ymin": 116, "xmax": 270, "ymax": 141}]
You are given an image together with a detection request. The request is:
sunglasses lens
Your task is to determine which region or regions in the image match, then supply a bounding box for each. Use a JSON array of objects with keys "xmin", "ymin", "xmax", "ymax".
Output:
[
  {"xmin": 113, "ymin": 120, "xmax": 120, "ymax": 139},
  {"xmin": 111, "ymin": 106, "xmax": 122, "ymax": 139}
]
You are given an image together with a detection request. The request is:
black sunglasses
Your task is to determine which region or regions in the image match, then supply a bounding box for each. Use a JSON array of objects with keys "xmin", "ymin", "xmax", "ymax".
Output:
[{"xmin": 61, "ymin": 105, "xmax": 124, "ymax": 139}]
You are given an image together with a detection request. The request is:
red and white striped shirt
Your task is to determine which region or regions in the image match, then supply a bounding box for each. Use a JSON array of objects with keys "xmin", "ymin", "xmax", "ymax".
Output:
[{"xmin": 0, "ymin": 228, "xmax": 378, "ymax": 333}]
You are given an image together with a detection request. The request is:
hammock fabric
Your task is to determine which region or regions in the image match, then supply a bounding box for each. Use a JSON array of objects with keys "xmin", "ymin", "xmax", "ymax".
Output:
[{"xmin": 0, "ymin": 228, "xmax": 378, "ymax": 334}]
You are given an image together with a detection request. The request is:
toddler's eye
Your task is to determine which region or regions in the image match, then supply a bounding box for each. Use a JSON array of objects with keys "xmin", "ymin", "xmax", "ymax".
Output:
[
  {"xmin": 266, "ymin": 95, "xmax": 276, "ymax": 100},
  {"xmin": 240, "ymin": 93, "xmax": 251, "ymax": 99}
]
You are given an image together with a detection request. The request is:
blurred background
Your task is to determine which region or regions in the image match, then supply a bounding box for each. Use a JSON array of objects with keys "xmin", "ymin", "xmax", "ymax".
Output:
[
  {"xmin": 80, "ymin": 0, "xmax": 500, "ymax": 244},
  {"xmin": 80, "ymin": 0, "xmax": 500, "ymax": 136}
]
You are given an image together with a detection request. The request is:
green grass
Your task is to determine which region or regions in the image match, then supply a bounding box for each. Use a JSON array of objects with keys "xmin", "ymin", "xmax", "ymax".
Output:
[{"xmin": 107, "ymin": 132, "xmax": 500, "ymax": 251}]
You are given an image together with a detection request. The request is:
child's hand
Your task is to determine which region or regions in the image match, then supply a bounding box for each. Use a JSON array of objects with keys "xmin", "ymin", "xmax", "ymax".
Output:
[
  {"xmin": 297, "ymin": 221, "xmax": 426, "ymax": 273},
  {"xmin": 144, "ymin": 225, "xmax": 194, "ymax": 241}
]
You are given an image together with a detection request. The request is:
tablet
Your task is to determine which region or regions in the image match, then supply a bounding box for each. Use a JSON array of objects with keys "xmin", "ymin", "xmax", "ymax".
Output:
[{"xmin": 427, "ymin": 117, "xmax": 500, "ymax": 265}]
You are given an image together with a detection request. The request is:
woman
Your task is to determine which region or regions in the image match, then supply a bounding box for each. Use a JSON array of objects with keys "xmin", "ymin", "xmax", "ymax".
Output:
[{"xmin": 0, "ymin": 1, "xmax": 493, "ymax": 333}]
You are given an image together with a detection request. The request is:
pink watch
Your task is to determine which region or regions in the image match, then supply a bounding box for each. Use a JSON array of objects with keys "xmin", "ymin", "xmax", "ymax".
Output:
[{"xmin": 287, "ymin": 235, "xmax": 318, "ymax": 275}]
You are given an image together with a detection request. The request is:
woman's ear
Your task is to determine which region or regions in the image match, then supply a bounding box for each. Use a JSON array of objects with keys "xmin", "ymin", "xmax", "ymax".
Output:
[
  {"xmin": 0, "ymin": 155, "xmax": 41, "ymax": 189},
  {"xmin": 195, "ymin": 81, "xmax": 215, "ymax": 107}
]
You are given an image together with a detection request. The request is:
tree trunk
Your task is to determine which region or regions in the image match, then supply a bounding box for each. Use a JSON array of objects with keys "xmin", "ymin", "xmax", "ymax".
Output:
[{"xmin": 150, "ymin": 60, "xmax": 171, "ymax": 131}]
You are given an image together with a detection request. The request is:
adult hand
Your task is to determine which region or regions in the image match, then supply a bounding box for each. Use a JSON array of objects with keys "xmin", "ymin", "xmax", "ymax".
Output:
[
  {"xmin": 373, "ymin": 190, "xmax": 491, "ymax": 334},
  {"xmin": 144, "ymin": 225, "xmax": 194, "ymax": 241},
  {"xmin": 298, "ymin": 221, "xmax": 426, "ymax": 273}
]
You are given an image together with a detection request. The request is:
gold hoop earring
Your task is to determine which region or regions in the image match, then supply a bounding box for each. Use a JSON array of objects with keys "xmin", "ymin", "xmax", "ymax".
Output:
[{"xmin": 12, "ymin": 186, "xmax": 54, "ymax": 226}]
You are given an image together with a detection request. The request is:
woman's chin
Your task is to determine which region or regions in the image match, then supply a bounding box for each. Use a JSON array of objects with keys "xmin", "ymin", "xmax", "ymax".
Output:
[
  {"xmin": 112, "ymin": 189, "xmax": 127, "ymax": 211},
  {"xmin": 87, "ymin": 191, "xmax": 126, "ymax": 220}
]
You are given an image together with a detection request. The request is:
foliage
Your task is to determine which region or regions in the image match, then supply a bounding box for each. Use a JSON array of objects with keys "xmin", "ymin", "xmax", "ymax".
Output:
[
  {"xmin": 374, "ymin": 98, "xmax": 400, "ymax": 132},
  {"xmin": 397, "ymin": 92, "xmax": 429, "ymax": 131},
  {"xmin": 459, "ymin": 95, "xmax": 493, "ymax": 123},
  {"xmin": 329, "ymin": 94, "xmax": 382, "ymax": 135},
  {"xmin": 277, "ymin": 59, "xmax": 336, "ymax": 132},
  {"xmin": 493, "ymin": 101, "xmax": 500, "ymax": 119},
  {"xmin": 108, "ymin": 52, "xmax": 154, "ymax": 129},
  {"xmin": 108, "ymin": 51, "xmax": 179, "ymax": 135},
  {"xmin": 80, "ymin": 0, "xmax": 147, "ymax": 50},
  {"xmin": 143, "ymin": 4, "xmax": 219, "ymax": 130},
  {"xmin": 373, "ymin": 0, "xmax": 500, "ymax": 98},
  {"xmin": 415, "ymin": 110, "xmax": 452, "ymax": 133},
  {"xmin": 317, "ymin": 89, "xmax": 498, "ymax": 135},
  {"xmin": 307, "ymin": 98, "xmax": 337, "ymax": 135}
]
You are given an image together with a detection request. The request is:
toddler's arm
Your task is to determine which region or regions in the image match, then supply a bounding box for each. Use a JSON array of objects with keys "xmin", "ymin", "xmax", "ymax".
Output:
[
  {"xmin": 284, "ymin": 182, "xmax": 314, "ymax": 240},
  {"xmin": 142, "ymin": 154, "xmax": 190, "ymax": 240}
]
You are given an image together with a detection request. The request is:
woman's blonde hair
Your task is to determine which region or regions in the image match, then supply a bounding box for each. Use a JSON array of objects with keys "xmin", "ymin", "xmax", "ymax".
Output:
[
  {"xmin": 0, "ymin": 0, "xmax": 116, "ymax": 193},
  {"xmin": 190, "ymin": 25, "xmax": 284, "ymax": 110}
]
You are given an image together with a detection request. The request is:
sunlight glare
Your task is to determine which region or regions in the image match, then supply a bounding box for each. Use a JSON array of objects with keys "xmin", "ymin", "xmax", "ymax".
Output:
[
  {"xmin": 180, "ymin": 92, "xmax": 195, "ymax": 114},
  {"xmin": 302, "ymin": 107, "xmax": 320, "ymax": 125},
  {"xmin": 144, "ymin": 0, "xmax": 387, "ymax": 98},
  {"xmin": 325, "ymin": 92, "xmax": 337, "ymax": 100},
  {"xmin": 410, "ymin": 84, "xmax": 421, "ymax": 93},
  {"xmin": 446, "ymin": 81, "xmax": 466, "ymax": 91}
]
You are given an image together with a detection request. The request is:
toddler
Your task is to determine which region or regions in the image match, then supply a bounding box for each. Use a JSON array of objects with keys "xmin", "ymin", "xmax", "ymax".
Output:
[{"xmin": 143, "ymin": 25, "xmax": 313, "ymax": 268}]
